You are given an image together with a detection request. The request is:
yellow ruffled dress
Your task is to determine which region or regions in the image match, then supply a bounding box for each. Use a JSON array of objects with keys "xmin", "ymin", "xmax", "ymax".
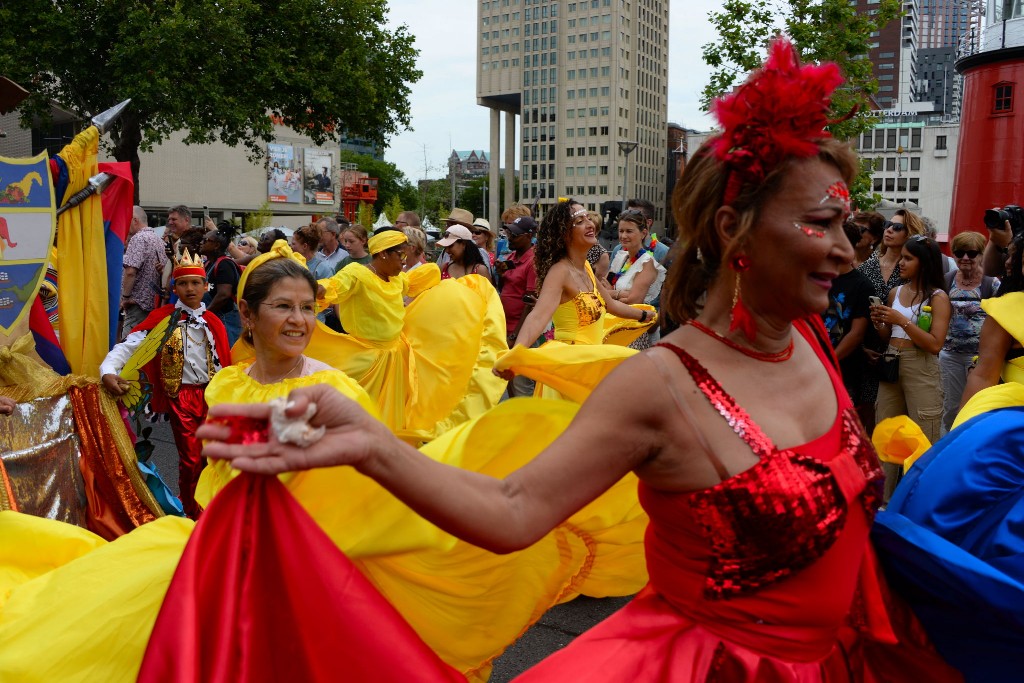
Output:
[
  {"xmin": 496, "ymin": 261, "xmax": 655, "ymax": 401},
  {"xmin": 0, "ymin": 364, "xmax": 644, "ymax": 682},
  {"xmin": 281, "ymin": 263, "xmax": 509, "ymax": 442}
]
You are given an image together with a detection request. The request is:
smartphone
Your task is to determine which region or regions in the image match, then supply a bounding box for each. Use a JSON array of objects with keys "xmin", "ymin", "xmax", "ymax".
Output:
[{"xmin": 868, "ymin": 296, "xmax": 882, "ymax": 308}]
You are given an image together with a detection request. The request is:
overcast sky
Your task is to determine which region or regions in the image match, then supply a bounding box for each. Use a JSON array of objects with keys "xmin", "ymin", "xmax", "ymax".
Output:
[{"xmin": 383, "ymin": 0, "xmax": 720, "ymax": 182}]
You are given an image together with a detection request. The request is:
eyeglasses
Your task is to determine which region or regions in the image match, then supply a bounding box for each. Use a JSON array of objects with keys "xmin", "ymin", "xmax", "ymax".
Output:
[
  {"xmin": 619, "ymin": 209, "xmax": 646, "ymax": 222},
  {"xmin": 953, "ymin": 249, "xmax": 981, "ymax": 259},
  {"xmin": 908, "ymin": 234, "xmax": 928, "ymax": 243},
  {"xmin": 470, "ymin": 229, "xmax": 488, "ymax": 236},
  {"xmin": 385, "ymin": 247, "xmax": 408, "ymax": 262},
  {"xmin": 884, "ymin": 221, "xmax": 906, "ymax": 233},
  {"xmin": 259, "ymin": 301, "xmax": 317, "ymax": 318}
]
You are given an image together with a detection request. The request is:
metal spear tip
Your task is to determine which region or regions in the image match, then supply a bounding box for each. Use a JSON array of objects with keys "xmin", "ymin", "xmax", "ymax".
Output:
[
  {"xmin": 91, "ymin": 99, "xmax": 131, "ymax": 134},
  {"xmin": 87, "ymin": 172, "xmax": 114, "ymax": 192}
]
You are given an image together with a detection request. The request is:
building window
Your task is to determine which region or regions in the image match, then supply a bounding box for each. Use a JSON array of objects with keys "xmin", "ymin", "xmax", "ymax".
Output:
[
  {"xmin": 936, "ymin": 135, "xmax": 947, "ymax": 150},
  {"xmin": 994, "ymin": 82, "xmax": 1014, "ymax": 113},
  {"xmin": 886, "ymin": 157, "xmax": 896, "ymax": 171},
  {"xmin": 910, "ymin": 157, "xmax": 921, "ymax": 171},
  {"xmin": 873, "ymin": 178, "xmax": 883, "ymax": 192},
  {"xmin": 885, "ymin": 178, "xmax": 895, "ymax": 192},
  {"xmin": 909, "ymin": 178, "xmax": 920, "ymax": 192}
]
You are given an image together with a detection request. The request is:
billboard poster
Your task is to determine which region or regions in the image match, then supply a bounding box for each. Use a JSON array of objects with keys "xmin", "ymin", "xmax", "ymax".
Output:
[
  {"xmin": 0, "ymin": 152, "xmax": 57, "ymax": 335},
  {"xmin": 267, "ymin": 143, "xmax": 300, "ymax": 203},
  {"xmin": 303, "ymin": 149, "xmax": 335, "ymax": 205}
]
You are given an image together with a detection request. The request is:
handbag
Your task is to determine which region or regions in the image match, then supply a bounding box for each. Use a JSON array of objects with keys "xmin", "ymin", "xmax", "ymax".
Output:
[{"xmin": 878, "ymin": 351, "xmax": 900, "ymax": 383}]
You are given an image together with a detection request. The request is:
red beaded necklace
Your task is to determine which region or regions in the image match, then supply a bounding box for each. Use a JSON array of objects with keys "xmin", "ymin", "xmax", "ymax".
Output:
[{"xmin": 687, "ymin": 319, "xmax": 794, "ymax": 363}]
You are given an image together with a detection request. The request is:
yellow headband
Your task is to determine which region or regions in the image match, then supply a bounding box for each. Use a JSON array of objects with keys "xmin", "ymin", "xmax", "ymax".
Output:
[
  {"xmin": 367, "ymin": 230, "xmax": 408, "ymax": 255},
  {"xmin": 236, "ymin": 239, "xmax": 307, "ymax": 306}
]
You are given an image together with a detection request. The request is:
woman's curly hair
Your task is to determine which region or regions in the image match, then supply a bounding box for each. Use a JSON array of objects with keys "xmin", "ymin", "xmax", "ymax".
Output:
[{"xmin": 534, "ymin": 201, "xmax": 579, "ymax": 288}]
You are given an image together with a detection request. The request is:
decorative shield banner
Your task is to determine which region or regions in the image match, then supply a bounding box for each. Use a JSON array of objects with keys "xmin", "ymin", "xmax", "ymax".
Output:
[{"xmin": 0, "ymin": 152, "xmax": 57, "ymax": 336}]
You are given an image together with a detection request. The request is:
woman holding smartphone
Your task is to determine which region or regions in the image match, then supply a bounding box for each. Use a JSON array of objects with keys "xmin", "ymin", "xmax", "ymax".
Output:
[{"xmin": 869, "ymin": 235, "xmax": 951, "ymax": 499}]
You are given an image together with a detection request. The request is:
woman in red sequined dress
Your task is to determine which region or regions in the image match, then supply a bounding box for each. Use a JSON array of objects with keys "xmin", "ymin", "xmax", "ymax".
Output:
[{"xmin": 201, "ymin": 39, "xmax": 960, "ymax": 681}]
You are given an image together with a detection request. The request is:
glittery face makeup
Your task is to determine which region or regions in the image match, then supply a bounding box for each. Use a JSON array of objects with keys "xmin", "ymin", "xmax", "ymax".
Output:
[
  {"xmin": 794, "ymin": 222, "xmax": 826, "ymax": 238},
  {"xmin": 821, "ymin": 181, "xmax": 851, "ymax": 215},
  {"xmin": 794, "ymin": 181, "xmax": 851, "ymax": 238}
]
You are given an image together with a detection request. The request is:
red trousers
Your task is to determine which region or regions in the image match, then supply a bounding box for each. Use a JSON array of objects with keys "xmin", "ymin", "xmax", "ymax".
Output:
[{"xmin": 168, "ymin": 384, "xmax": 208, "ymax": 519}]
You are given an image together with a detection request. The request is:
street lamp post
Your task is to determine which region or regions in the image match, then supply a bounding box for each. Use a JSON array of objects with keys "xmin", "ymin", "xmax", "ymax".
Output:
[
  {"xmin": 482, "ymin": 182, "xmax": 488, "ymax": 218},
  {"xmin": 617, "ymin": 140, "xmax": 638, "ymax": 213}
]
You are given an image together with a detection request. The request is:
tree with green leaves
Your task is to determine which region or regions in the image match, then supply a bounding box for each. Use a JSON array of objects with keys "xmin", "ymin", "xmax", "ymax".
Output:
[
  {"xmin": 459, "ymin": 176, "xmax": 520, "ymax": 219},
  {"xmin": 383, "ymin": 195, "xmax": 404, "ymax": 224},
  {"xmin": 357, "ymin": 201, "xmax": 375, "ymax": 230},
  {"xmin": 338, "ymin": 150, "xmax": 418, "ymax": 216},
  {"xmin": 0, "ymin": 0, "xmax": 421, "ymax": 202},
  {"xmin": 701, "ymin": 0, "xmax": 903, "ymax": 208}
]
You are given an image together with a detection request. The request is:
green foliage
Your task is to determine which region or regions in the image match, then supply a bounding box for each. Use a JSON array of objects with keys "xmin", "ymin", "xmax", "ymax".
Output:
[
  {"xmin": 339, "ymin": 150, "xmax": 418, "ymax": 215},
  {"xmin": 357, "ymin": 201, "xmax": 375, "ymax": 230},
  {"xmin": 418, "ymin": 179, "xmax": 452, "ymax": 223},
  {"xmin": 383, "ymin": 194, "xmax": 404, "ymax": 223},
  {"xmin": 701, "ymin": 0, "xmax": 903, "ymax": 209},
  {"xmin": 459, "ymin": 176, "xmax": 520, "ymax": 219},
  {"xmin": 244, "ymin": 200, "xmax": 274, "ymax": 232},
  {"xmin": 0, "ymin": 0, "xmax": 422, "ymax": 200}
]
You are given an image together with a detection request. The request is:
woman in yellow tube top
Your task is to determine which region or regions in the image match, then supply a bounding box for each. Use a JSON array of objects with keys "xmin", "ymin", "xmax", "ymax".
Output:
[{"xmin": 496, "ymin": 199, "xmax": 657, "ymax": 402}]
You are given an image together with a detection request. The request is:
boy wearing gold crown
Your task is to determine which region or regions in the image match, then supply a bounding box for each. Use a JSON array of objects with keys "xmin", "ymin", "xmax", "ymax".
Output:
[{"xmin": 100, "ymin": 250, "xmax": 232, "ymax": 518}]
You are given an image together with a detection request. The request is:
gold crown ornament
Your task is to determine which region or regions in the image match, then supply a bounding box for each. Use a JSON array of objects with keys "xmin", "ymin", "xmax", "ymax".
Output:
[{"xmin": 172, "ymin": 248, "xmax": 207, "ymax": 280}]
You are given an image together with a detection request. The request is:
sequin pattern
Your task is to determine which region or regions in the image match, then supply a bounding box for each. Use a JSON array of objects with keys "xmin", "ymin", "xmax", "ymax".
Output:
[
  {"xmin": 572, "ymin": 290, "xmax": 605, "ymax": 329},
  {"xmin": 657, "ymin": 342, "xmax": 884, "ymax": 600}
]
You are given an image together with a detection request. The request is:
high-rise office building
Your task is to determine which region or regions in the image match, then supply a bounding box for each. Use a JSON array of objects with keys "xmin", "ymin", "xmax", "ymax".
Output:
[{"xmin": 476, "ymin": 0, "xmax": 669, "ymax": 226}]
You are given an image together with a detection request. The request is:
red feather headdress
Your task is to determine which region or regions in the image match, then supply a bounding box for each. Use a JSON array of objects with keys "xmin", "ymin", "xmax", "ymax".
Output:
[{"xmin": 710, "ymin": 37, "xmax": 844, "ymax": 205}]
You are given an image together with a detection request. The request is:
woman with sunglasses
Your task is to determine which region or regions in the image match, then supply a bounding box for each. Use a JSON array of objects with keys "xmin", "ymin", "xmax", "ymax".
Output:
[
  {"xmin": 870, "ymin": 235, "xmax": 951, "ymax": 498},
  {"xmin": 939, "ymin": 231, "xmax": 999, "ymax": 431}
]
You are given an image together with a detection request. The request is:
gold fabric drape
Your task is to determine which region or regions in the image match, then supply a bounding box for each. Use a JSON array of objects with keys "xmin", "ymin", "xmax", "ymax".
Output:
[{"xmin": 0, "ymin": 334, "xmax": 163, "ymax": 538}]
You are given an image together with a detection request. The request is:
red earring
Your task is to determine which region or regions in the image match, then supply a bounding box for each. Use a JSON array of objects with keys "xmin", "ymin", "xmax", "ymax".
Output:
[{"xmin": 728, "ymin": 254, "xmax": 757, "ymax": 342}]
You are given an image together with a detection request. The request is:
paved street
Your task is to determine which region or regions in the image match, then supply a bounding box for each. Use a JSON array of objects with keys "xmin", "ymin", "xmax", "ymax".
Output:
[{"xmin": 146, "ymin": 420, "xmax": 630, "ymax": 679}]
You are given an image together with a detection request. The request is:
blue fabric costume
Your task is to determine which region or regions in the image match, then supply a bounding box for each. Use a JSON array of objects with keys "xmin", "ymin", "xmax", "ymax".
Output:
[{"xmin": 873, "ymin": 406, "xmax": 1024, "ymax": 682}]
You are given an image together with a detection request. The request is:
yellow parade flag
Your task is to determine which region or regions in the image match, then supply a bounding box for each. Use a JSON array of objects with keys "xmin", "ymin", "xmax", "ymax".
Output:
[{"xmin": 55, "ymin": 127, "xmax": 108, "ymax": 376}]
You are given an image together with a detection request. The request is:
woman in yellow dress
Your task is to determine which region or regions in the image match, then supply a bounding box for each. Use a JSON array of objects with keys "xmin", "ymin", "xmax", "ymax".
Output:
[
  {"xmin": 289, "ymin": 228, "xmax": 508, "ymax": 442},
  {"xmin": 496, "ymin": 200, "xmax": 657, "ymax": 402},
  {"xmin": 0, "ymin": 242, "xmax": 630, "ymax": 682}
]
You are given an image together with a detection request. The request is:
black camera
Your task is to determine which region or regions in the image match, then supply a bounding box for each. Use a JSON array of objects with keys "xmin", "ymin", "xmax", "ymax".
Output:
[{"xmin": 983, "ymin": 204, "xmax": 1024, "ymax": 236}]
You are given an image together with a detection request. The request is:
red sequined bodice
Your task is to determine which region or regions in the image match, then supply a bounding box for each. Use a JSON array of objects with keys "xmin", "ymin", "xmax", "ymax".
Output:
[{"xmin": 650, "ymin": 337, "xmax": 883, "ymax": 603}]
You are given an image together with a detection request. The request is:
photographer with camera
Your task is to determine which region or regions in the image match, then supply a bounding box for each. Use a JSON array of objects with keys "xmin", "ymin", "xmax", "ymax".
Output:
[{"xmin": 982, "ymin": 204, "xmax": 1024, "ymax": 278}]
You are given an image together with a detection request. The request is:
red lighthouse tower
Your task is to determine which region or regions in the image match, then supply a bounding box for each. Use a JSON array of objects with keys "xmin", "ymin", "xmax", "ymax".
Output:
[{"xmin": 949, "ymin": 4, "xmax": 1024, "ymax": 237}]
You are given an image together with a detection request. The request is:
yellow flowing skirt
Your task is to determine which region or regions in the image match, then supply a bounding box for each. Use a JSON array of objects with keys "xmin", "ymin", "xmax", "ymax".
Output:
[{"xmin": 0, "ymin": 385, "xmax": 647, "ymax": 681}]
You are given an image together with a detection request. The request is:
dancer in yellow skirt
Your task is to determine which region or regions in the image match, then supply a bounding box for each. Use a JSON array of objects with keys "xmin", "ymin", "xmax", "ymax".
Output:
[
  {"xmin": 496, "ymin": 200, "xmax": 657, "ymax": 401},
  {"xmin": 285, "ymin": 228, "xmax": 508, "ymax": 442},
  {"xmin": 0, "ymin": 244, "xmax": 639, "ymax": 682}
]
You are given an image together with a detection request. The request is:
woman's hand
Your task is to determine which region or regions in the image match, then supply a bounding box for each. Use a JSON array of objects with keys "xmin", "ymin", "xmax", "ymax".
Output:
[
  {"xmin": 869, "ymin": 304, "xmax": 907, "ymax": 330},
  {"xmin": 197, "ymin": 384, "xmax": 392, "ymax": 475}
]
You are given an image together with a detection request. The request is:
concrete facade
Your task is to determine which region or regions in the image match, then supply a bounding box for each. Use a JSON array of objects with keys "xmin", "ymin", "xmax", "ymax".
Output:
[{"xmin": 477, "ymin": 0, "xmax": 669, "ymax": 227}]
